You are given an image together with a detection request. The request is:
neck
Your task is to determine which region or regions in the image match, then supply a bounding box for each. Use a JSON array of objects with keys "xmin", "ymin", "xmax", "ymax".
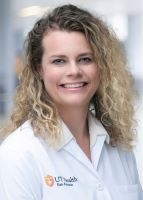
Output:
[
  {"xmin": 58, "ymin": 106, "xmax": 89, "ymax": 140},
  {"xmin": 58, "ymin": 106, "xmax": 91, "ymax": 160}
]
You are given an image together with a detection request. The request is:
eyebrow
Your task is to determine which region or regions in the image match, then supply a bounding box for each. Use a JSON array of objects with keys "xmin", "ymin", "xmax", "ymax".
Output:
[
  {"xmin": 77, "ymin": 52, "xmax": 93, "ymax": 57},
  {"xmin": 50, "ymin": 52, "xmax": 93, "ymax": 58}
]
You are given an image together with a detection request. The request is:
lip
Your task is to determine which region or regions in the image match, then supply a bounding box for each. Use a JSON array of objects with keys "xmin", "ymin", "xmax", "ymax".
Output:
[{"xmin": 59, "ymin": 82, "xmax": 88, "ymax": 89}]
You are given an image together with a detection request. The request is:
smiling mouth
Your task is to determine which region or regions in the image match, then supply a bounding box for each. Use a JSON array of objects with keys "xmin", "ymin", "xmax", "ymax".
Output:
[{"xmin": 60, "ymin": 82, "xmax": 87, "ymax": 88}]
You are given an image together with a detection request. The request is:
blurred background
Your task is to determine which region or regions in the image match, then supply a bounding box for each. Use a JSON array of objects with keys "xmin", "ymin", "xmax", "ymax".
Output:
[{"xmin": 0, "ymin": 0, "xmax": 143, "ymax": 185}]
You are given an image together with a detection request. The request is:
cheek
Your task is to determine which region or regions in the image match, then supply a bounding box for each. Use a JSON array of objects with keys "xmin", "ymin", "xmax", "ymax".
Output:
[
  {"xmin": 90, "ymin": 68, "xmax": 100, "ymax": 93},
  {"xmin": 43, "ymin": 76, "xmax": 55, "ymax": 90},
  {"xmin": 96, "ymin": 71, "xmax": 100, "ymax": 85},
  {"xmin": 42, "ymin": 71, "xmax": 60, "ymax": 92},
  {"xmin": 90, "ymin": 67, "xmax": 100, "ymax": 83},
  {"xmin": 42, "ymin": 69, "xmax": 53, "ymax": 83}
]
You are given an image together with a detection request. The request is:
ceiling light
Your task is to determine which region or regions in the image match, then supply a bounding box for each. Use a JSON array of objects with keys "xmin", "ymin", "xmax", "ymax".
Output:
[{"xmin": 19, "ymin": 6, "xmax": 50, "ymax": 17}]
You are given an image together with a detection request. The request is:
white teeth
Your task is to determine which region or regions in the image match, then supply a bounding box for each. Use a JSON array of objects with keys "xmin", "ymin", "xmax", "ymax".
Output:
[{"xmin": 63, "ymin": 83, "xmax": 84, "ymax": 88}]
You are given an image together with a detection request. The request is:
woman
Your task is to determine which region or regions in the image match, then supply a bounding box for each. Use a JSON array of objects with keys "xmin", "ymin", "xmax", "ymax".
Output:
[{"xmin": 0, "ymin": 4, "xmax": 142, "ymax": 200}]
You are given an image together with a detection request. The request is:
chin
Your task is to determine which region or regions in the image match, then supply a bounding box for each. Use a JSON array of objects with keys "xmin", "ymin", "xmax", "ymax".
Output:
[{"xmin": 63, "ymin": 100, "xmax": 89, "ymax": 107}]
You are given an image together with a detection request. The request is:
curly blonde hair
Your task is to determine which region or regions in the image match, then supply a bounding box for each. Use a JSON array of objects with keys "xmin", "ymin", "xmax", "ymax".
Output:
[{"xmin": 2, "ymin": 4, "xmax": 136, "ymax": 148}]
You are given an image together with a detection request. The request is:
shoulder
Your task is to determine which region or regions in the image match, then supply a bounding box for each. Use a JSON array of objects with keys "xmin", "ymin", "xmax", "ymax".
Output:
[
  {"xmin": 0, "ymin": 121, "xmax": 43, "ymax": 179},
  {"xmin": 118, "ymin": 148, "xmax": 138, "ymax": 178},
  {"xmin": 0, "ymin": 121, "xmax": 40, "ymax": 162},
  {"xmin": 104, "ymin": 142, "xmax": 136, "ymax": 166},
  {"xmin": 0, "ymin": 122, "xmax": 43, "ymax": 199},
  {"xmin": 106, "ymin": 144, "xmax": 140, "ymax": 183},
  {"xmin": 106, "ymin": 144, "xmax": 136, "ymax": 166}
]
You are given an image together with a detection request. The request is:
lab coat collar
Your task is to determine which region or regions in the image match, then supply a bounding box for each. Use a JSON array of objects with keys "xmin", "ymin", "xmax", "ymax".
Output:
[{"xmin": 54, "ymin": 112, "xmax": 110, "ymax": 151}]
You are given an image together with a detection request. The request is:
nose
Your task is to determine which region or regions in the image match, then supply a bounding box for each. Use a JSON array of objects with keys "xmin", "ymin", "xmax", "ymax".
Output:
[{"xmin": 66, "ymin": 61, "xmax": 81, "ymax": 76}]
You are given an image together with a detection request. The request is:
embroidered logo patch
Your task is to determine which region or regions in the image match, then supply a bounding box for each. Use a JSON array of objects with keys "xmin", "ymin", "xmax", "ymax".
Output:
[
  {"xmin": 44, "ymin": 175, "xmax": 55, "ymax": 187},
  {"xmin": 44, "ymin": 175, "xmax": 78, "ymax": 187}
]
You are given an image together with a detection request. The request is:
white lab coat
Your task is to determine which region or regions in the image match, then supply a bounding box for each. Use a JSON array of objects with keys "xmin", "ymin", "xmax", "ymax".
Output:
[{"xmin": 0, "ymin": 113, "xmax": 142, "ymax": 199}]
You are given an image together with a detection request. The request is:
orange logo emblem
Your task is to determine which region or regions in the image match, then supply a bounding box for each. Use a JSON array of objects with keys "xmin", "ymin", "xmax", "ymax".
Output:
[{"xmin": 44, "ymin": 175, "xmax": 55, "ymax": 187}]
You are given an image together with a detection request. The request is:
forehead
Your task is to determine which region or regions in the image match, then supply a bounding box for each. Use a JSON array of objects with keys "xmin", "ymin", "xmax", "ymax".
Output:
[{"xmin": 42, "ymin": 30, "xmax": 92, "ymax": 54}]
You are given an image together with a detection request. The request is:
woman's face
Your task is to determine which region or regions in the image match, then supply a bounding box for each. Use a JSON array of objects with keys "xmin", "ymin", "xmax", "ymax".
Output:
[{"xmin": 40, "ymin": 30, "xmax": 100, "ymax": 110}]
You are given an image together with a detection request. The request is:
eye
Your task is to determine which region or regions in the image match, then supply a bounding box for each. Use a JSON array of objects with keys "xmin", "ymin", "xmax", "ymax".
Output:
[
  {"xmin": 78, "ymin": 57, "xmax": 92, "ymax": 64},
  {"xmin": 52, "ymin": 59, "xmax": 65, "ymax": 65}
]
